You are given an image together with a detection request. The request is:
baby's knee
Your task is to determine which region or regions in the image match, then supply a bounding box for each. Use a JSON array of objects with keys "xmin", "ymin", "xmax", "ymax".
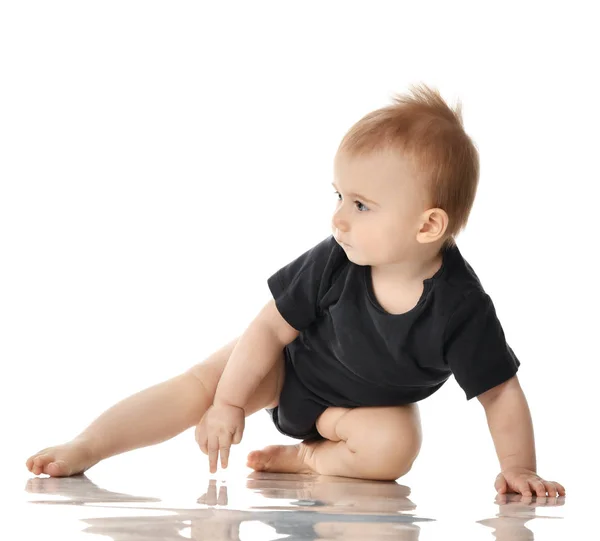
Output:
[
  {"xmin": 185, "ymin": 337, "xmax": 240, "ymax": 393},
  {"xmin": 342, "ymin": 405, "xmax": 422, "ymax": 476}
]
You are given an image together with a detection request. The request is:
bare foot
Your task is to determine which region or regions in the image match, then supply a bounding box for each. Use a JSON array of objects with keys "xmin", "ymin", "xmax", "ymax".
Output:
[
  {"xmin": 25, "ymin": 439, "xmax": 99, "ymax": 477},
  {"xmin": 246, "ymin": 444, "xmax": 315, "ymax": 474}
]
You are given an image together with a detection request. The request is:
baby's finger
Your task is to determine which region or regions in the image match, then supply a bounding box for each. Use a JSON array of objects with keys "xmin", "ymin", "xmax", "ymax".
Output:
[
  {"xmin": 195, "ymin": 423, "xmax": 208, "ymax": 455},
  {"xmin": 220, "ymin": 446, "xmax": 230, "ymax": 469},
  {"xmin": 531, "ymin": 479, "xmax": 547, "ymax": 497},
  {"xmin": 196, "ymin": 430, "xmax": 208, "ymax": 455},
  {"xmin": 232, "ymin": 426, "xmax": 244, "ymax": 445},
  {"xmin": 519, "ymin": 481, "xmax": 533, "ymax": 497},
  {"xmin": 217, "ymin": 432, "xmax": 232, "ymax": 469},
  {"xmin": 554, "ymin": 482, "xmax": 566, "ymax": 496},
  {"xmin": 543, "ymin": 481, "xmax": 558, "ymax": 498},
  {"xmin": 208, "ymin": 436, "xmax": 220, "ymax": 474}
]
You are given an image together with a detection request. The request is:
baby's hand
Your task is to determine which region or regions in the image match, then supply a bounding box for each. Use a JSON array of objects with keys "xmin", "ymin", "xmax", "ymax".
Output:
[
  {"xmin": 494, "ymin": 467, "xmax": 566, "ymax": 497},
  {"xmin": 196, "ymin": 403, "xmax": 245, "ymax": 473}
]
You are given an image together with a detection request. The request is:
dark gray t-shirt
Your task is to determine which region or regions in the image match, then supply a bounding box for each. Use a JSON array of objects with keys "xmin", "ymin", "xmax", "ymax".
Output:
[{"xmin": 267, "ymin": 235, "xmax": 520, "ymax": 404}]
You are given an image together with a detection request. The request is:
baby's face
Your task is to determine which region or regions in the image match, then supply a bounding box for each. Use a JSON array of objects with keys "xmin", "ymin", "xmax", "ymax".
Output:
[{"xmin": 331, "ymin": 148, "xmax": 430, "ymax": 266}]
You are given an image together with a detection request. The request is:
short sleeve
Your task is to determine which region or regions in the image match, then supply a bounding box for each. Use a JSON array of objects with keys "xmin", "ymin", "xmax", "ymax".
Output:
[
  {"xmin": 267, "ymin": 235, "xmax": 344, "ymax": 332},
  {"xmin": 443, "ymin": 290, "xmax": 521, "ymax": 401}
]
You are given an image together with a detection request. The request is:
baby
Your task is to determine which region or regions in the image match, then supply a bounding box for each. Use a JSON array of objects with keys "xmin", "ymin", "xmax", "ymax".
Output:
[{"xmin": 26, "ymin": 84, "xmax": 565, "ymax": 497}]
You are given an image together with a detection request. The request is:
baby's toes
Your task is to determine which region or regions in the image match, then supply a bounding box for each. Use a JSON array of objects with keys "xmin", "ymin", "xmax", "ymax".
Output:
[
  {"xmin": 32, "ymin": 454, "xmax": 52, "ymax": 475},
  {"xmin": 26, "ymin": 450, "xmax": 48, "ymax": 472},
  {"xmin": 46, "ymin": 460, "xmax": 71, "ymax": 477}
]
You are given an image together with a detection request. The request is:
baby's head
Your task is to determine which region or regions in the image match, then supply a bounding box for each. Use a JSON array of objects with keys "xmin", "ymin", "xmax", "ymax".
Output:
[{"xmin": 331, "ymin": 84, "xmax": 479, "ymax": 268}]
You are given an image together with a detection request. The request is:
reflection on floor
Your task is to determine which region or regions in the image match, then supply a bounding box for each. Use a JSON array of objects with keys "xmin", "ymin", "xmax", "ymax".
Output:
[{"xmin": 20, "ymin": 470, "xmax": 569, "ymax": 540}]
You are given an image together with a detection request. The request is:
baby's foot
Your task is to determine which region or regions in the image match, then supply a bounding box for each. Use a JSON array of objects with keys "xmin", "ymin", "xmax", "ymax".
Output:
[
  {"xmin": 246, "ymin": 444, "xmax": 315, "ymax": 474},
  {"xmin": 25, "ymin": 439, "xmax": 99, "ymax": 477}
]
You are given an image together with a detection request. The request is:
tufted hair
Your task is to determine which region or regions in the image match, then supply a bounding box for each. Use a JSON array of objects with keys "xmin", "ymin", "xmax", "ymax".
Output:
[{"xmin": 337, "ymin": 84, "xmax": 480, "ymax": 248}]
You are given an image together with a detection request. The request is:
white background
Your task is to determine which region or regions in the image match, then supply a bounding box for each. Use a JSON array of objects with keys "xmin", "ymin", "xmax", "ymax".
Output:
[{"xmin": 1, "ymin": 0, "xmax": 598, "ymax": 509}]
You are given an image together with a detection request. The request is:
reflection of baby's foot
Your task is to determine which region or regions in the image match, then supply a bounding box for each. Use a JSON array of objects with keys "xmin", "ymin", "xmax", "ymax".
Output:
[
  {"xmin": 27, "ymin": 474, "xmax": 91, "ymax": 496},
  {"xmin": 25, "ymin": 439, "xmax": 98, "ymax": 477},
  {"xmin": 246, "ymin": 444, "xmax": 315, "ymax": 474},
  {"xmin": 25, "ymin": 474, "xmax": 161, "ymax": 504}
]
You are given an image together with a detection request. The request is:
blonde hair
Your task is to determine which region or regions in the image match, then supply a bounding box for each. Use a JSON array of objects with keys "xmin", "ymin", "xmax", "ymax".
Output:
[{"xmin": 337, "ymin": 84, "xmax": 480, "ymax": 249}]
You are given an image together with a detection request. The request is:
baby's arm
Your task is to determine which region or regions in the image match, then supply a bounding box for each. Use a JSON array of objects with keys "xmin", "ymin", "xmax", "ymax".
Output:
[
  {"xmin": 197, "ymin": 300, "xmax": 300, "ymax": 472},
  {"xmin": 479, "ymin": 375, "xmax": 536, "ymax": 472},
  {"xmin": 213, "ymin": 299, "xmax": 299, "ymax": 409},
  {"xmin": 479, "ymin": 376, "xmax": 565, "ymax": 497}
]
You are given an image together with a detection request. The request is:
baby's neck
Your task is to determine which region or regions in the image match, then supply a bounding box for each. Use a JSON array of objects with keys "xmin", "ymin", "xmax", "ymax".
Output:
[{"xmin": 372, "ymin": 248, "xmax": 443, "ymax": 285}]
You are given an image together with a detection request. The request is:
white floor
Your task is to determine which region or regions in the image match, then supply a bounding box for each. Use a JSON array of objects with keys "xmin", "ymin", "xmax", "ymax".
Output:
[{"xmin": 6, "ymin": 414, "xmax": 588, "ymax": 541}]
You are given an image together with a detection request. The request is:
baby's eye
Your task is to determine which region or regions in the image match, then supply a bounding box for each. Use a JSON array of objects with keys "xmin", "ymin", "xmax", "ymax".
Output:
[{"xmin": 333, "ymin": 191, "xmax": 369, "ymax": 212}]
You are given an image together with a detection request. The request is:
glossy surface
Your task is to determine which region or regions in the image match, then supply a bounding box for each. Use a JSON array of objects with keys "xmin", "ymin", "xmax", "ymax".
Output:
[{"xmin": 9, "ymin": 459, "xmax": 580, "ymax": 541}]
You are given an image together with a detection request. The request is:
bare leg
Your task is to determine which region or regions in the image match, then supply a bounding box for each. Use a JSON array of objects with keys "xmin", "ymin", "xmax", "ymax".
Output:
[{"xmin": 26, "ymin": 337, "xmax": 285, "ymax": 477}]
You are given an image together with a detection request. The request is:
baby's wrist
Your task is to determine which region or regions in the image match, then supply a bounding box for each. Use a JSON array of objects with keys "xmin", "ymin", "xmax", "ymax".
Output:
[{"xmin": 213, "ymin": 397, "xmax": 244, "ymax": 410}]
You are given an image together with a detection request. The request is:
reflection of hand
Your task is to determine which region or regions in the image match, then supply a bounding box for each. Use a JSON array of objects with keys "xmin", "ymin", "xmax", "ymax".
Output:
[
  {"xmin": 494, "ymin": 491, "xmax": 566, "ymax": 508},
  {"xmin": 197, "ymin": 479, "xmax": 228, "ymax": 506},
  {"xmin": 195, "ymin": 403, "xmax": 245, "ymax": 473},
  {"xmin": 494, "ymin": 467, "xmax": 566, "ymax": 497}
]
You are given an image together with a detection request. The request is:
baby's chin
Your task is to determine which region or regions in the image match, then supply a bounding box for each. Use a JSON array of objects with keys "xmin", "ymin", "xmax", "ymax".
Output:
[
  {"xmin": 341, "ymin": 245, "xmax": 364, "ymax": 264},
  {"xmin": 339, "ymin": 242, "xmax": 374, "ymax": 265}
]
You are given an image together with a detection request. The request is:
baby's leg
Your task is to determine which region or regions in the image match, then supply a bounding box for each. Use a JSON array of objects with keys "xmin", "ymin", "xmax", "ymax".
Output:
[{"xmin": 26, "ymin": 336, "xmax": 285, "ymax": 477}]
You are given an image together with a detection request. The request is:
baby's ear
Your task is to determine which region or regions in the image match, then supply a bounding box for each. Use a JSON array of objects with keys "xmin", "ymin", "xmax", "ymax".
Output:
[{"xmin": 417, "ymin": 207, "xmax": 448, "ymax": 242}]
